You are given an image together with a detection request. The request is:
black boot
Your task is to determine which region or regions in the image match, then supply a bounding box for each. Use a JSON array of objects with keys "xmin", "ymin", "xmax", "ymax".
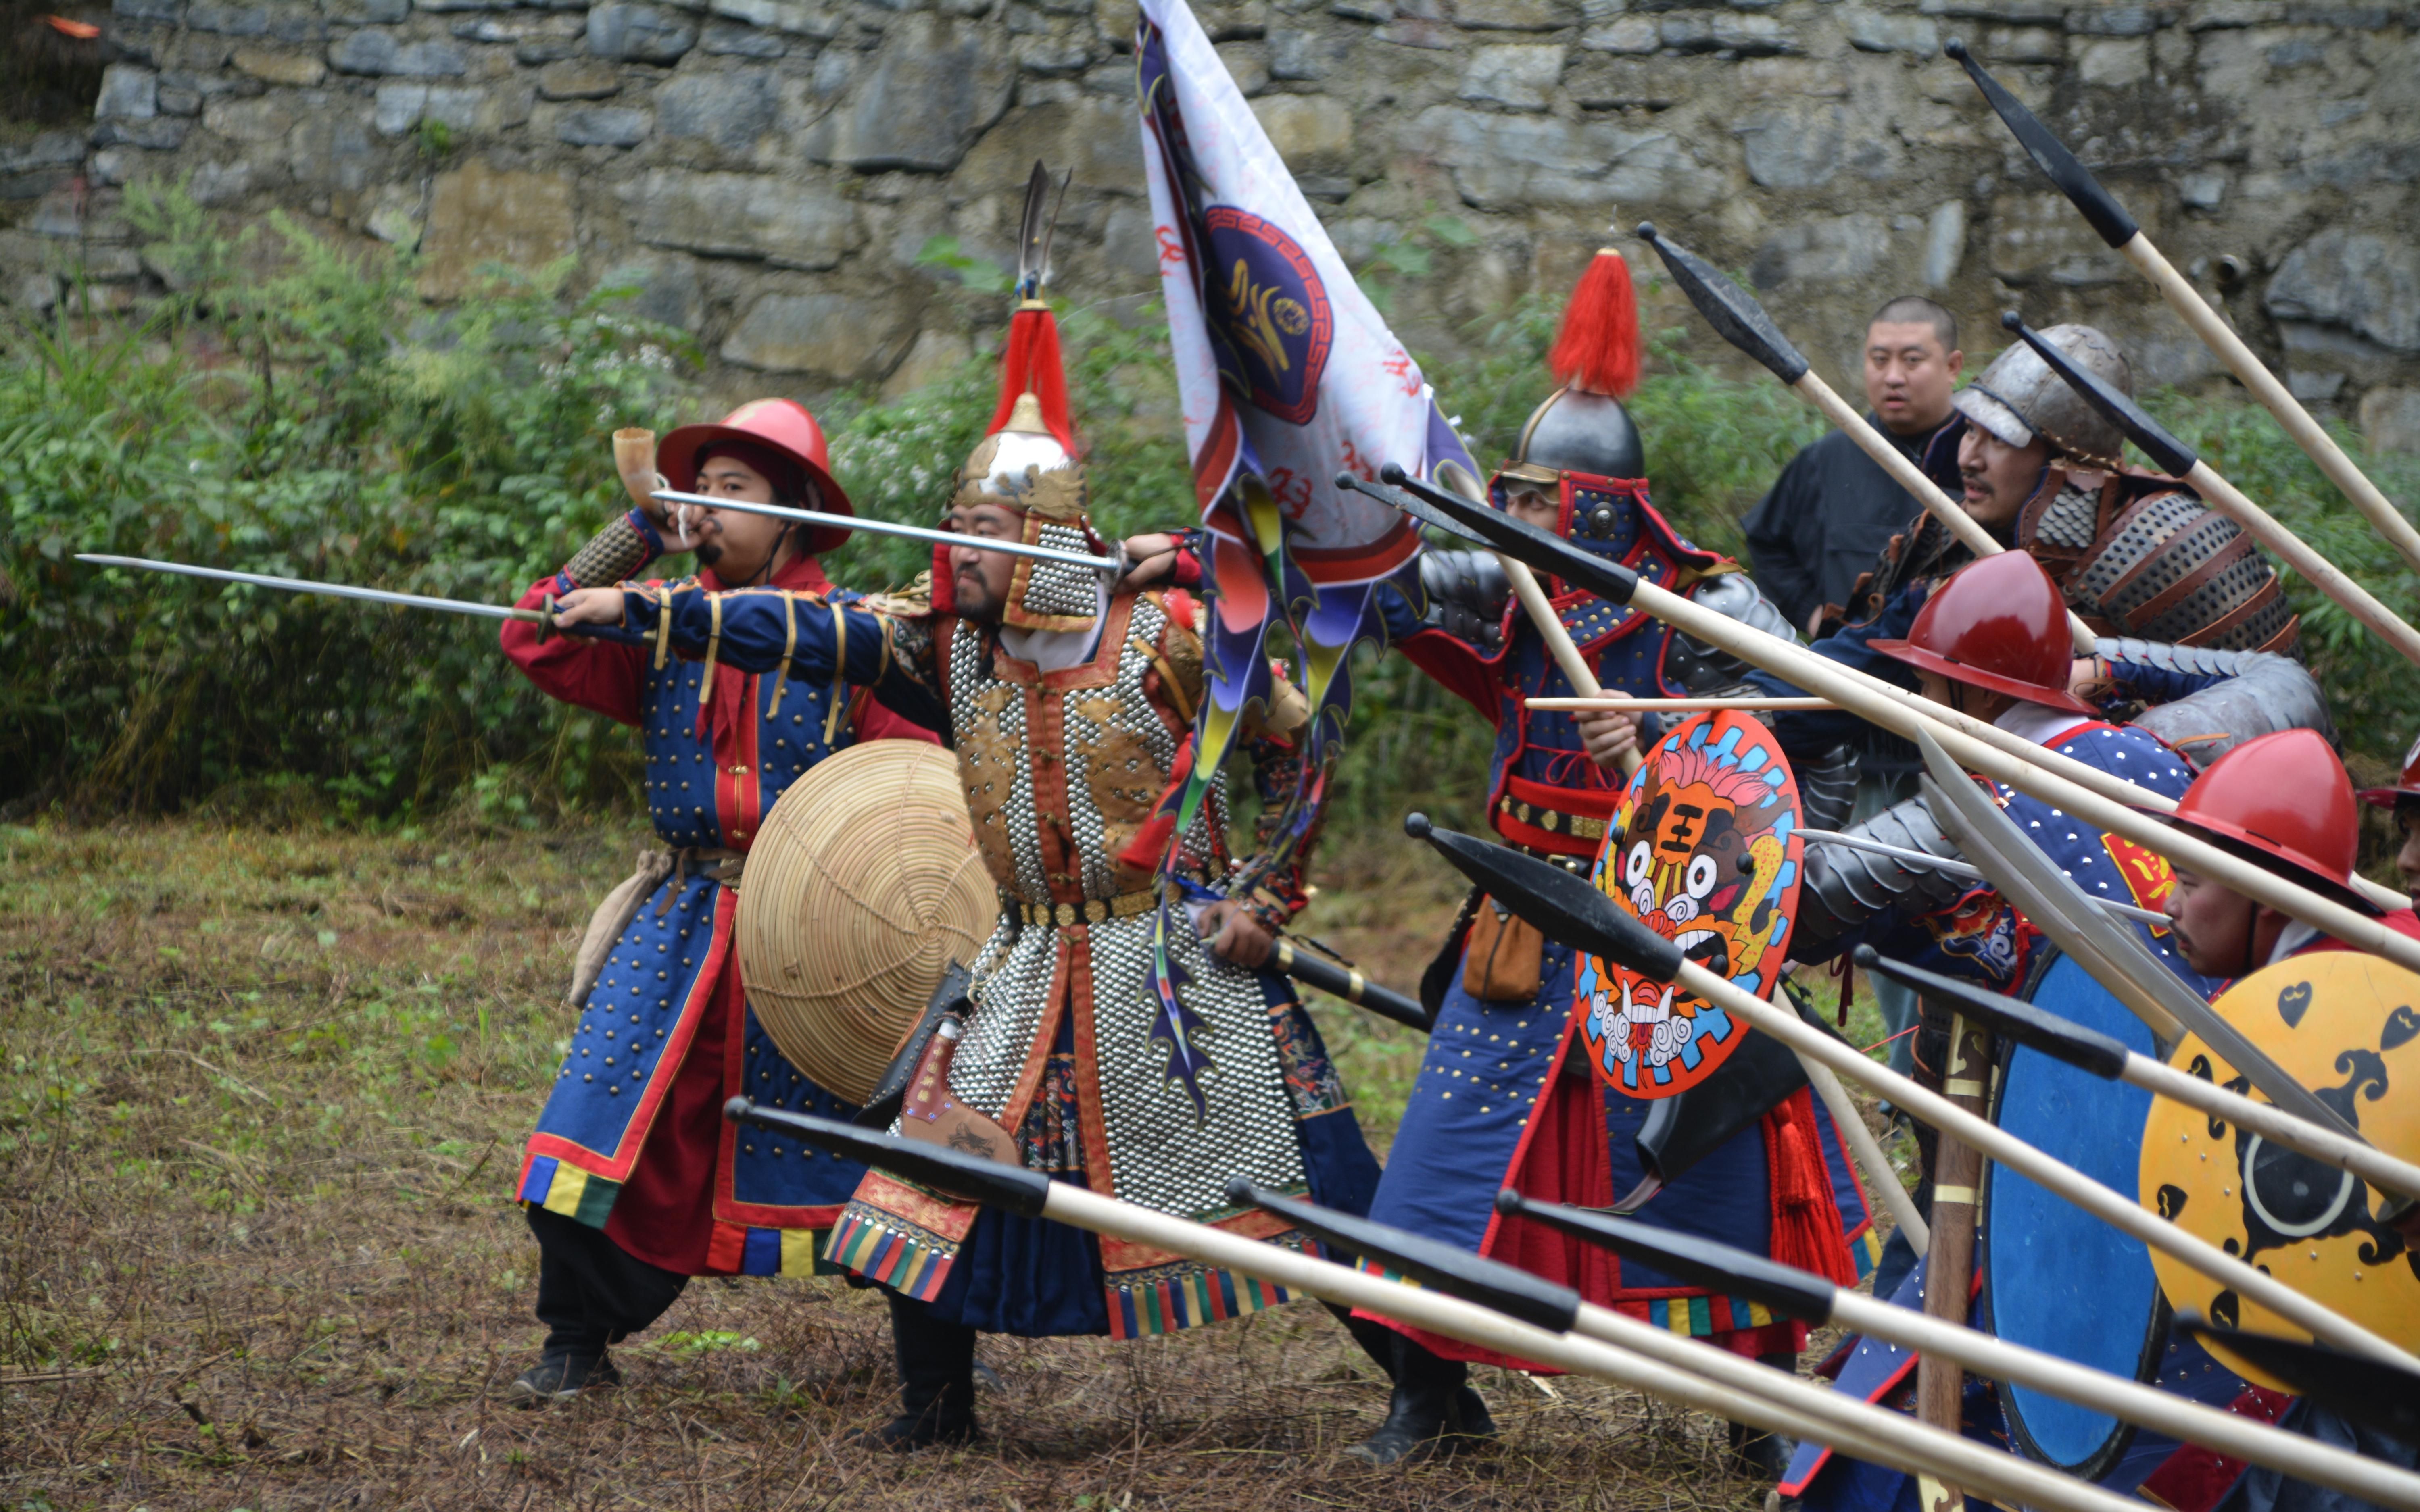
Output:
[
  {"xmin": 858, "ymin": 1292, "xmax": 979, "ymax": 1451},
  {"xmin": 509, "ymin": 1347, "xmax": 622, "ymax": 1405},
  {"xmin": 1725, "ymin": 1352, "xmax": 1799, "ymax": 1481},
  {"xmin": 1345, "ymin": 1332, "xmax": 1496, "ymax": 1466}
]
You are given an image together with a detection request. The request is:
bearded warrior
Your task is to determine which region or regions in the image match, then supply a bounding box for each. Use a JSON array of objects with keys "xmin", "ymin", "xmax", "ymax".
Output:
[
  {"xmin": 497, "ymin": 401, "xmax": 940, "ymax": 1403},
  {"xmin": 1342, "ymin": 250, "xmax": 1874, "ymax": 1474},
  {"xmin": 549, "ymin": 278, "xmax": 1382, "ymax": 1449}
]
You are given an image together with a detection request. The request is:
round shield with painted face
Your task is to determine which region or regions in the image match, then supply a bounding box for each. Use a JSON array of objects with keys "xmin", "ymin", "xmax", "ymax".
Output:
[
  {"xmin": 1573, "ymin": 710, "xmax": 1802, "ymax": 1098},
  {"xmin": 2139, "ymin": 950, "xmax": 2420, "ymax": 1391}
]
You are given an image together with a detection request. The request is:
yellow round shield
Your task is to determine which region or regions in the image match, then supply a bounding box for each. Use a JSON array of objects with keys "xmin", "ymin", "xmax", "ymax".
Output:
[
  {"xmin": 736, "ymin": 741, "xmax": 999, "ymax": 1106},
  {"xmin": 2138, "ymin": 950, "xmax": 2420, "ymax": 1389}
]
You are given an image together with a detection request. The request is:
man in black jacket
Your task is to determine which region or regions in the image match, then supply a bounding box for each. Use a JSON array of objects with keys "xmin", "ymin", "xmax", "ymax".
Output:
[{"xmin": 1743, "ymin": 296, "xmax": 1965, "ymax": 638}]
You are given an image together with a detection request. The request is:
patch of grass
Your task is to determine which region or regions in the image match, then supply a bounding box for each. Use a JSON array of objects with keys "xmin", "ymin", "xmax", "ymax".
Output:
[{"xmin": 2, "ymin": 815, "xmax": 1846, "ymax": 1511}]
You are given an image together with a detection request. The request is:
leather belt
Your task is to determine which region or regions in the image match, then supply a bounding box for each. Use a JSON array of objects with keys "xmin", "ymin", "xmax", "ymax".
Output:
[
  {"xmin": 1498, "ymin": 793, "xmax": 1608, "ymax": 841},
  {"xmin": 1514, "ymin": 843, "xmax": 1597, "ymax": 878},
  {"xmin": 1019, "ymin": 889, "xmax": 1163, "ymax": 929}
]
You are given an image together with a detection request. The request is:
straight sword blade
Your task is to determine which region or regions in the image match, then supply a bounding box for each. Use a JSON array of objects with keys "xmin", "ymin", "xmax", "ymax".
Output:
[
  {"xmin": 649, "ymin": 491, "xmax": 1122, "ymax": 574},
  {"xmin": 79, "ymin": 554, "xmax": 528, "ymax": 621}
]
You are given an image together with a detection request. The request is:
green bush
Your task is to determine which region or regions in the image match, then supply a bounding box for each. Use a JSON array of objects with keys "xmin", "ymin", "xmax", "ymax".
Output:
[{"xmin": 6, "ymin": 183, "xmax": 2416, "ymax": 832}]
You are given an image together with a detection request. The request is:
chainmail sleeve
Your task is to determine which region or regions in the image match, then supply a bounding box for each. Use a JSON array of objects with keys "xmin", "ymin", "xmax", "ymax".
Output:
[
  {"xmin": 1668, "ymin": 571, "xmax": 1863, "ymax": 831},
  {"xmin": 1790, "ymin": 790, "xmax": 1974, "ymax": 965},
  {"xmin": 2100, "ymin": 637, "xmax": 2334, "ymax": 767},
  {"xmin": 561, "ymin": 511, "xmax": 661, "ymax": 588}
]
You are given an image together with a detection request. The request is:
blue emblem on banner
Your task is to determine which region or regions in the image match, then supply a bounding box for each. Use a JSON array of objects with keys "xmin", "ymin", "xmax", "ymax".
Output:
[{"xmin": 1202, "ymin": 205, "xmax": 1333, "ymax": 426}]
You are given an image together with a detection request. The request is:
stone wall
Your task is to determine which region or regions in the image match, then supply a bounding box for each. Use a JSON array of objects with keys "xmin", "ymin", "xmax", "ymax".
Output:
[{"xmin": 6, "ymin": 0, "xmax": 2418, "ymax": 449}]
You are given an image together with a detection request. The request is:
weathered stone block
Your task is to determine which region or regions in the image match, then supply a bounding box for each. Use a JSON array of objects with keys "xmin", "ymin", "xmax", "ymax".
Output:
[
  {"xmin": 365, "ymin": 182, "xmax": 424, "ymax": 246},
  {"xmin": 188, "ymin": 1, "xmax": 271, "ymax": 34},
  {"xmin": 375, "ymin": 81, "xmax": 429, "ymax": 132},
  {"xmin": 881, "ymin": 327, "xmax": 975, "ymax": 397},
  {"xmin": 331, "ymin": 29, "xmax": 470, "ymax": 75},
  {"xmin": 2268, "ymin": 230, "xmax": 2420, "ymax": 354},
  {"xmin": 710, "ymin": 0, "xmax": 843, "ymax": 35},
  {"xmin": 702, "ymin": 20, "xmax": 788, "ymax": 53},
  {"xmin": 559, "ymin": 105, "xmax": 653, "ymax": 145},
  {"xmin": 1452, "ymin": 0, "xmax": 1568, "ymax": 31},
  {"xmin": 1990, "ymin": 191, "xmax": 2139, "ymax": 286},
  {"xmin": 93, "ymin": 117, "xmax": 192, "ymax": 149},
  {"xmin": 1019, "ymin": 36, "xmax": 1097, "ymax": 71},
  {"xmin": 657, "ymin": 69, "xmax": 779, "ymax": 150},
  {"xmin": 96, "ymin": 63, "xmax": 160, "ymax": 119},
  {"xmin": 721, "ymin": 289, "xmax": 912, "ymax": 375},
  {"xmin": 1662, "ymin": 12, "xmax": 1795, "ymax": 53},
  {"xmin": 2359, "ymin": 386, "xmax": 2420, "ymax": 455},
  {"xmin": 516, "ymin": 37, "xmax": 585, "ymax": 61},
  {"xmin": 2178, "ymin": 168, "xmax": 2226, "ymax": 207},
  {"xmin": 954, "ymin": 97, "xmax": 1144, "ymax": 195},
  {"xmin": 189, "ymin": 160, "xmax": 254, "ymax": 204},
  {"xmin": 2069, "ymin": 4, "xmax": 2163, "ymax": 33},
  {"xmin": 587, "ymin": 2, "xmax": 698, "ymax": 61},
  {"xmin": 1251, "ymin": 93, "xmax": 1353, "ymax": 165},
  {"xmin": 597, "ymin": 255, "xmax": 706, "ymax": 330},
  {"xmin": 1736, "ymin": 98, "xmax": 1845, "ymax": 189},
  {"xmin": 1459, "ymin": 43, "xmax": 1563, "ymax": 109},
  {"xmin": 233, "ymin": 45, "xmax": 328, "ymax": 84},
  {"xmin": 2188, "ymin": 0, "xmax": 2283, "ymax": 26},
  {"xmin": 1566, "ymin": 56, "xmax": 1677, "ymax": 108},
  {"xmin": 625, "ymin": 170, "xmax": 855, "ymax": 267},
  {"xmin": 1845, "ymin": 10, "xmax": 1939, "ymax": 54},
  {"xmin": 288, "ymin": 114, "xmax": 375, "ymax": 189},
  {"xmin": 159, "ymin": 86, "xmax": 204, "ymax": 115},
  {"xmin": 1749, "ymin": 213, "xmax": 1891, "ymax": 287},
  {"xmin": 113, "ymin": 0, "xmax": 184, "ymax": 23},
  {"xmin": 2078, "ymin": 35, "xmax": 2149, "ymax": 82},
  {"xmin": 326, "ymin": 0, "xmax": 411, "ymax": 21},
  {"xmin": 419, "ymin": 159, "xmax": 578, "ymax": 298},
  {"xmin": 1579, "ymin": 15, "xmax": 1657, "ymax": 50},
  {"xmin": 538, "ymin": 57, "xmax": 623, "ymax": 96},
  {"xmin": 1916, "ymin": 0, "xmax": 2063, "ymax": 20},
  {"xmin": 204, "ymin": 93, "xmax": 296, "ymax": 142},
  {"xmin": 1921, "ymin": 198, "xmax": 1965, "ymax": 286},
  {"xmin": 1410, "ymin": 105, "xmax": 1704, "ymax": 209},
  {"xmin": 802, "ymin": 14, "xmax": 1016, "ymax": 171},
  {"xmin": 1982, "ymin": 23, "xmax": 2064, "ymax": 60},
  {"xmin": 1268, "ymin": 26, "xmax": 1347, "ymax": 77},
  {"xmin": 1214, "ymin": 40, "xmax": 1269, "ymax": 92}
]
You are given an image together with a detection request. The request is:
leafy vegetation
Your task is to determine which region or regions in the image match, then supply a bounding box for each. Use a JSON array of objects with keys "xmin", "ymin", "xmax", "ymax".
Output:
[{"xmin": 7, "ymin": 183, "xmax": 2418, "ymax": 833}]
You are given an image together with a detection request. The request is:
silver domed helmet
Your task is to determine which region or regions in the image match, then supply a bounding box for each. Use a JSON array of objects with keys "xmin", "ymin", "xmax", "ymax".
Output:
[{"xmin": 1953, "ymin": 323, "xmax": 2132, "ymax": 469}]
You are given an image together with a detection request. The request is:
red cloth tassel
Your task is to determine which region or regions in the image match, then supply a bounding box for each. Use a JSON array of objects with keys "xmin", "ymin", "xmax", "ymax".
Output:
[
  {"xmin": 984, "ymin": 305, "xmax": 1078, "ymax": 452},
  {"xmin": 1116, "ymin": 737, "xmax": 1197, "ymax": 875},
  {"xmin": 1762, "ymin": 1087, "xmax": 1858, "ymax": 1288},
  {"xmin": 1547, "ymin": 248, "xmax": 1642, "ymax": 399}
]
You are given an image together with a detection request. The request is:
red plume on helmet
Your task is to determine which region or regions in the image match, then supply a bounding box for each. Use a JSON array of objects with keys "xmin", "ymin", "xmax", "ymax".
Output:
[
  {"xmin": 1547, "ymin": 248, "xmax": 1641, "ymax": 400},
  {"xmin": 983, "ymin": 302, "xmax": 1077, "ymax": 453},
  {"xmin": 1869, "ymin": 552, "xmax": 2095, "ymax": 715},
  {"xmin": 2173, "ymin": 729, "xmax": 2368, "ymax": 903}
]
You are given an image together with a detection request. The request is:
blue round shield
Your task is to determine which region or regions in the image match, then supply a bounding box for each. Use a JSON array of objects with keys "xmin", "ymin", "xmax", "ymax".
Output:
[{"xmin": 1980, "ymin": 952, "xmax": 2168, "ymax": 1477}]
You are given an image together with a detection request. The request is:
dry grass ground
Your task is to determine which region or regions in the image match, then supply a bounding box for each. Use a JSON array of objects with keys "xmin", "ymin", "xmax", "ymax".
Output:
[{"xmin": 0, "ymin": 817, "xmax": 1901, "ymax": 1511}]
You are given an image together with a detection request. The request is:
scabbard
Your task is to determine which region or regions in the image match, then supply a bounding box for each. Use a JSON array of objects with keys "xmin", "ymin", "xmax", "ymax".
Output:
[{"xmin": 1275, "ymin": 941, "xmax": 1431, "ymax": 1032}]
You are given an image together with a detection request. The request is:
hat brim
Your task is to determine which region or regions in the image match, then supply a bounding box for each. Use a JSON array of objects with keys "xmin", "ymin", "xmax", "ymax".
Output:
[
  {"xmin": 1868, "ymin": 638, "xmax": 2099, "ymax": 716},
  {"xmin": 2170, "ymin": 818, "xmax": 2383, "ymax": 918},
  {"xmin": 2359, "ymin": 786, "xmax": 2420, "ymax": 810},
  {"xmin": 1951, "ymin": 386, "xmax": 2035, "ymax": 450},
  {"xmin": 656, "ymin": 422, "xmax": 855, "ymax": 556}
]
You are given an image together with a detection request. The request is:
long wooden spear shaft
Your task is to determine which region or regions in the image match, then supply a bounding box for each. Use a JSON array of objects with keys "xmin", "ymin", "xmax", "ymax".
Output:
[
  {"xmin": 1859, "ymin": 945, "xmax": 2420, "ymax": 1204},
  {"xmin": 1501, "ymin": 1193, "xmax": 2420, "ymax": 1508},
  {"xmin": 1633, "ymin": 223, "xmax": 2096, "ymax": 655},
  {"xmin": 1407, "ymin": 816, "xmax": 2420, "ymax": 1371},
  {"xmin": 1947, "ymin": 40, "xmax": 2420, "ymax": 581},
  {"xmin": 2000, "ymin": 312, "xmax": 2420, "ymax": 669},
  {"xmin": 726, "ymin": 1104, "xmax": 2172, "ymax": 1512},
  {"xmin": 1373, "ymin": 467, "xmax": 2420, "ymax": 948},
  {"xmin": 1432, "ymin": 464, "xmax": 1642, "ymax": 779}
]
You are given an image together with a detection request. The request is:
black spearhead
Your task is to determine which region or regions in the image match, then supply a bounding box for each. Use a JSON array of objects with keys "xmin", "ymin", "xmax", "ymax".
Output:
[
  {"xmin": 1945, "ymin": 38, "xmax": 2140, "ymax": 250},
  {"xmin": 1229, "ymin": 1179, "xmax": 1580, "ymax": 1334},
  {"xmin": 1333, "ymin": 472, "xmax": 1491, "ymax": 552},
  {"xmin": 723, "ymin": 1098, "xmax": 1053, "ymax": 1218},
  {"xmin": 1493, "ymin": 1188, "xmax": 1836, "ymax": 1326},
  {"xmin": 1402, "ymin": 814, "xmax": 1681, "ymax": 982},
  {"xmin": 1366, "ymin": 464, "xmax": 1644, "ymax": 608},
  {"xmin": 2001, "ymin": 310, "xmax": 2199, "ymax": 477},
  {"xmin": 1634, "ymin": 222, "xmax": 1809, "ymax": 385},
  {"xmin": 1853, "ymin": 945, "xmax": 2131, "ymax": 1081}
]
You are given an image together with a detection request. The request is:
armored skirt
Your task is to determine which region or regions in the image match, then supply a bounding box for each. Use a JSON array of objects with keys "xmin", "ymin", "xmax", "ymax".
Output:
[
  {"xmin": 1367, "ymin": 934, "xmax": 1874, "ymax": 1365},
  {"xmin": 502, "ymin": 548, "xmax": 941, "ymax": 1276}
]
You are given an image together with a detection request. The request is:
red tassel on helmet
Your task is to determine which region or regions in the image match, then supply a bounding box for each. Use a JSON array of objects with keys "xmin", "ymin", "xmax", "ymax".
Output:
[
  {"xmin": 984, "ymin": 304, "xmax": 1078, "ymax": 451},
  {"xmin": 1547, "ymin": 248, "xmax": 1642, "ymax": 399}
]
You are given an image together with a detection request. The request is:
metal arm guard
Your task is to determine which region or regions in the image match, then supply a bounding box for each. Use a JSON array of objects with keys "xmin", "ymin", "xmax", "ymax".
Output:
[
  {"xmin": 562, "ymin": 512, "xmax": 658, "ymax": 589},
  {"xmin": 1667, "ymin": 571, "xmax": 1862, "ymax": 832},
  {"xmin": 2105, "ymin": 637, "xmax": 2336, "ymax": 766},
  {"xmin": 1416, "ymin": 548, "xmax": 1509, "ymax": 650},
  {"xmin": 1791, "ymin": 790, "xmax": 1972, "ymax": 965},
  {"xmin": 1665, "ymin": 572, "xmax": 1797, "ymax": 692}
]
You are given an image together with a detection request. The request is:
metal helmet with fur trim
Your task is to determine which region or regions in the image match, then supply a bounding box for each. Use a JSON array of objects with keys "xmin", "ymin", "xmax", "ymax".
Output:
[{"xmin": 1953, "ymin": 323, "xmax": 2131, "ymax": 468}]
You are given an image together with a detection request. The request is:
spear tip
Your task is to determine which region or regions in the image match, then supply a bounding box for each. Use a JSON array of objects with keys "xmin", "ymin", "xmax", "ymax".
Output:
[
  {"xmin": 1403, "ymin": 811, "xmax": 1433, "ymax": 840},
  {"xmin": 1634, "ymin": 221, "xmax": 1659, "ymax": 244},
  {"xmin": 1943, "ymin": 34, "xmax": 1969, "ymax": 61},
  {"xmin": 2000, "ymin": 309, "xmax": 2026, "ymax": 333},
  {"xmin": 1378, "ymin": 460, "xmax": 1411, "ymax": 487}
]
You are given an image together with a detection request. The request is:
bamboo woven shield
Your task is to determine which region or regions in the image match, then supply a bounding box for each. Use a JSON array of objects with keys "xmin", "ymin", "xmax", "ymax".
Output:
[
  {"xmin": 736, "ymin": 741, "xmax": 999, "ymax": 1106},
  {"xmin": 2138, "ymin": 950, "xmax": 2420, "ymax": 1390}
]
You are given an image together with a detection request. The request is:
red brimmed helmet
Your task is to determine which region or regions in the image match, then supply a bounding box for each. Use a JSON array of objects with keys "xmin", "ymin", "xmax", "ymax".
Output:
[
  {"xmin": 2174, "ymin": 729, "xmax": 2362, "ymax": 893},
  {"xmin": 2359, "ymin": 735, "xmax": 2420, "ymax": 810},
  {"xmin": 656, "ymin": 399, "xmax": 853, "ymax": 554},
  {"xmin": 1869, "ymin": 552, "xmax": 2094, "ymax": 715}
]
